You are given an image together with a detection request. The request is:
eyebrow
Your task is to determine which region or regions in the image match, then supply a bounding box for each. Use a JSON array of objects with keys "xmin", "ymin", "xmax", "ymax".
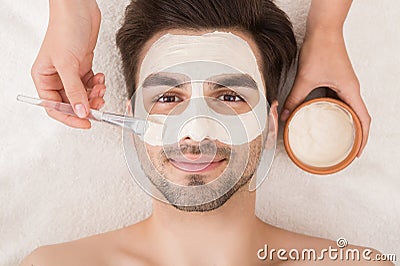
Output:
[
  {"xmin": 142, "ymin": 72, "xmax": 188, "ymax": 88},
  {"xmin": 206, "ymin": 74, "xmax": 258, "ymax": 90}
]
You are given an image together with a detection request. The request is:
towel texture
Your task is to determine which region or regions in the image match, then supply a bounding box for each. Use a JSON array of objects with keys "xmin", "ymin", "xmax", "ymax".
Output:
[{"xmin": 1, "ymin": 0, "xmax": 399, "ymax": 265}]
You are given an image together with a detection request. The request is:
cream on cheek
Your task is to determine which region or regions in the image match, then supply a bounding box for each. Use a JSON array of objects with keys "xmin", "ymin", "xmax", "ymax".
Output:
[{"xmin": 134, "ymin": 31, "xmax": 269, "ymax": 146}]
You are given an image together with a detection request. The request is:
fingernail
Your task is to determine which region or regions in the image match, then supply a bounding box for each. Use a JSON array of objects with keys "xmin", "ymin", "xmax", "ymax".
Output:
[
  {"xmin": 281, "ymin": 109, "xmax": 290, "ymax": 121},
  {"xmin": 75, "ymin": 104, "xmax": 87, "ymax": 118},
  {"xmin": 99, "ymin": 75, "xmax": 105, "ymax": 84},
  {"xmin": 99, "ymin": 89, "xmax": 106, "ymax": 98}
]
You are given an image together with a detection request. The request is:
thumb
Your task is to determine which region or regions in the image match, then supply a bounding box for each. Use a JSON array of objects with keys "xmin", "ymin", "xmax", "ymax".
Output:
[
  {"xmin": 337, "ymin": 87, "xmax": 371, "ymax": 157},
  {"xmin": 56, "ymin": 59, "xmax": 90, "ymax": 119},
  {"xmin": 281, "ymin": 78, "xmax": 312, "ymax": 121}
]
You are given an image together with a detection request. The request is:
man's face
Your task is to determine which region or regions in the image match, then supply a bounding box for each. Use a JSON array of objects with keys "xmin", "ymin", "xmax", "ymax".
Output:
[{"xmin": 129, "ymin": 30, "xmax": 273, "ymax": 212}]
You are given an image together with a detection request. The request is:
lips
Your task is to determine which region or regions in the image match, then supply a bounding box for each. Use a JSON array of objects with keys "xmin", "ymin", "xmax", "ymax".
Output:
[{"xmin": 169, "ymin": 155, "xmax": 225, "ymax": 173}]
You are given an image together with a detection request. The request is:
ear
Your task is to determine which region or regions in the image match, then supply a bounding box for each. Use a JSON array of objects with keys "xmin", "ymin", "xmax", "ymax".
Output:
[
  {"xmin": 265, "ymin": 100, "xmax": 279, "ymax": 149},
  {"xmin": 269, "ymin": 100, "xmax": 279, "ymax": 136},
  {"xmin": 126, "ymin": 99, "xmax": 133, "ymax": 116}
]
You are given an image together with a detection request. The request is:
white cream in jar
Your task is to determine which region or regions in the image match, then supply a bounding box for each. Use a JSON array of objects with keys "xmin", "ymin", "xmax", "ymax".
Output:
[{"xmin": 288, "ymin": 101, "xmax": 355, "ymax": 168}]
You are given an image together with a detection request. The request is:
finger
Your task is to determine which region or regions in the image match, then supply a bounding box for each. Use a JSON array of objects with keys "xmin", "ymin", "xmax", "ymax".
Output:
[
  {"xmin": 337, "ymin": 89, "xmax": 371, "ymax": 157},
  {"xmin": 31, "ymin": 69, "xmax": 64, "ymax": 95},
  {"xmin": 89, "ymin": 97, "xmax": 105, "ymax": 110},
  {"xmin": 45, "ymin": 108, "xmax": 92, "ymax": 129},
  {"xmin": 36, "ymin": 89, "xmax": 92, "ymax": 129},
  {"xmin": 59, "ymin": 89, "xmax": 69, "ymax": 103},
  {"xmin": 86, "ymin": 72, "xmax": 105, "ymax": 88},
  {"xmin": 82, "ymin": 70, "xmax": 95, "ymax": 86},
  {"xmin": 86, "ymin": 73, "xmax": 105, "ymax": 101},
  {"xmin": 55, "ymin": 55, "xmax": 90, "ymax": 119},
  {"xmin": 88, "ymin": 84, "xmax": 106, "ymax": 100},
  {"xmin": 358, "ymin": 117, "xmax": 371, "ymax": 157},
  {"xmin": 281, "ymin": 77, "xmax": 313, "ymax": 121}
]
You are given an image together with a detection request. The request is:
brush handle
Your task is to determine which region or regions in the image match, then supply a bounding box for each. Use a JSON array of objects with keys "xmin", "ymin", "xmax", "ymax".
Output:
[{"xmin": 17, "ymin": 95, "xmax": 147, "ymax": 135}]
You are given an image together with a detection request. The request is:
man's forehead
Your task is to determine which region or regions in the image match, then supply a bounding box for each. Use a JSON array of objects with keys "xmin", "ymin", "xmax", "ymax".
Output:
[
  {"xmin": 138, "ymin": 31, "xmax": 265, "ymax": 90},
  {"xmin": 142, "ymin": 61, "xmax": 252, "ymax": 84}
]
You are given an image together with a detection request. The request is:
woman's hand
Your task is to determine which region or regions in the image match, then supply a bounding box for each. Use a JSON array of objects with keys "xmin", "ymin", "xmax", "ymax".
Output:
[
  {"xmin": 31, "ymin": 0, "xmax": 104, "ymax": 129},
  {"xmin": 282, "ymin": 30, "xmax": 371, "ymax": 156}
]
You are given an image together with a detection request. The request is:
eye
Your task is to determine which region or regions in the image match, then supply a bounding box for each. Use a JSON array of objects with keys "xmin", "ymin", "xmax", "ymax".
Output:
[
  {"xmin": 217, "ymin": 92, "xmax": 245, "ymax": 102},
  {"xmin": 155, "ymin": 93, "xmax": 182, "ymax": 103}
]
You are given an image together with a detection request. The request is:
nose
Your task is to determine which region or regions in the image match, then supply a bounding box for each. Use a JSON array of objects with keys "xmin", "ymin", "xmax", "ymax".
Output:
[
  {"xmin": 178, "ymin": 116, "xmax": 228, "ymax": 143},
  {"xmin": 161, "ymin": 95, "xmax": 231, "ymax": 146},
  {"xmin": 180, "ymin": 116, "xmax": 209, "ymax": 142}
]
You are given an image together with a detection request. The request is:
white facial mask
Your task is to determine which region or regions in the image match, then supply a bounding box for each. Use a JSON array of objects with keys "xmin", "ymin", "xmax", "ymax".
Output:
[
  {"xmin": 288, "ymin": 102, "xmax": 355, "ymax": 167},
  {"xmin": 134, "ymin": 31, "xmax": 268, "ymax": 146}
]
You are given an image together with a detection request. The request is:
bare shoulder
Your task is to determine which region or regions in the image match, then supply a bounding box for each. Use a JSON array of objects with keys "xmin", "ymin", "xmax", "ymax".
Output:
[
  {"xmin": 21, "ymin": 246, "xmax": 47, "ymax": 266},
  {"xmin": 20, "ymin": 245, "xmax": 68, "ymax": 266},
  {"xmin": 260, "ymin": 223, "xmax": 394, "ymax": 265},
  {"xmin": 20, "ymin": 220, "xmax": 152, "ymax": 266},
  {"xmin": 20, "ymin": 235, "xmax": 112, "ymax": 266}
]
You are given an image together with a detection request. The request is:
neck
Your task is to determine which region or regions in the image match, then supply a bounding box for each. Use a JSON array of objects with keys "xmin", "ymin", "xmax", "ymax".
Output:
[{"xmin": 147, "ymin": 187, "xmax": 264, "ymax": 264}]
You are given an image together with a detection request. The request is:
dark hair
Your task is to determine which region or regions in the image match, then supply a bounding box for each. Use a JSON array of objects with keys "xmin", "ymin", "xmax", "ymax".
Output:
[{"xmin": 116, "ymin": 0, "xmax": 297, "ymax": 103}]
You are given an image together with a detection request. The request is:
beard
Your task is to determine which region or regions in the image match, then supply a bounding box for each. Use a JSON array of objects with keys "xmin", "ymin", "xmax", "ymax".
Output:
[{"xmin": 134, "ymin": 136, "xmax": 263, "ymax": 212}]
